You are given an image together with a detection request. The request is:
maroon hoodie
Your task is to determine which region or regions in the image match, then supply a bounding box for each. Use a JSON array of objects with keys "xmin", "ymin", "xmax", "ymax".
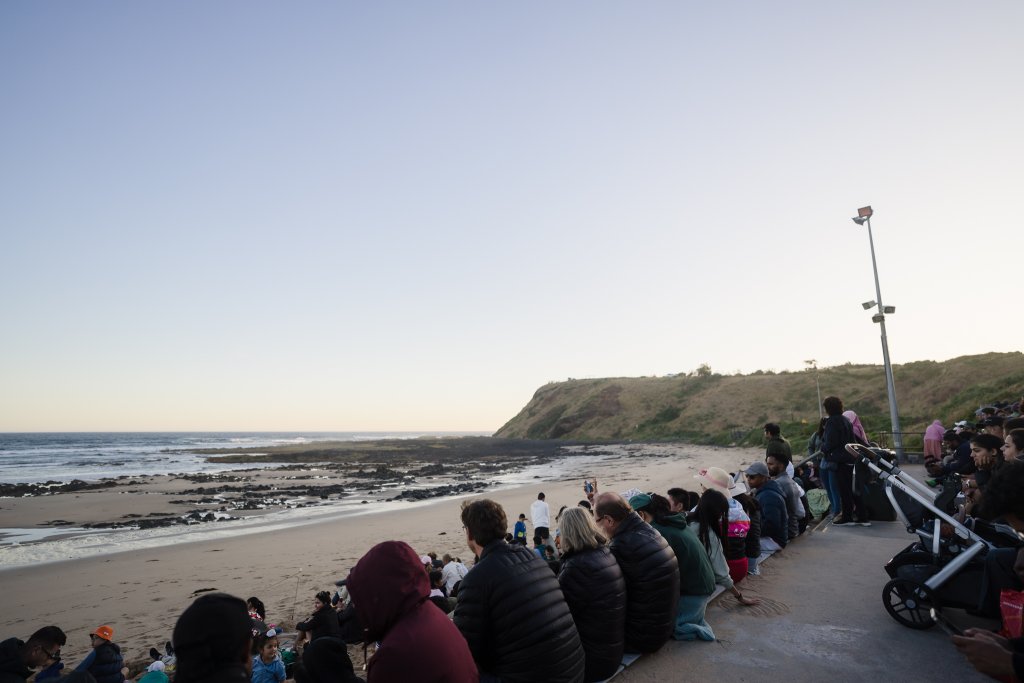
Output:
[{"xmin": 346, "ymin": 541, "xmax": 478, "ymax": 683}]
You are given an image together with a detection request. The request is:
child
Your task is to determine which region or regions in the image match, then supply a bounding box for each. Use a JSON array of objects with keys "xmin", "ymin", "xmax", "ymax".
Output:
[
  {"xmin": 513, "ymin": 514, "xmax": 528, "ymax": 545},
  {"xmin": 251, "ymin": 631, "xmax": 285, "ymax": 683}
]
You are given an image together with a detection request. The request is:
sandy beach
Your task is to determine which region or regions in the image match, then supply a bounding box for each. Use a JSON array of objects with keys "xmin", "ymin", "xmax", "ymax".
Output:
[{"xmin": 0, "ymin": 442, "xmax": 764, "ymax": 674}]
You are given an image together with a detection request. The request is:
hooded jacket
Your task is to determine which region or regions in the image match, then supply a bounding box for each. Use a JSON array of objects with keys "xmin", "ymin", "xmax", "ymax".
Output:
[
  {"xmin": 650, "ymin": 513, "xmax": 715, "ymax": 598},
  {"xmin": 557, "ymin": 546, "xmax": 626, "ymax": 682},
  {"xmin": 453, "ymin": 540, "xmax": 583, "ymax": 683},
  {"xmin": 754, "ymin": 479, "xmax": 789, "ymax": 548},
  {"xmin": 608, "ymin": 512, "xmax": 680, "ymax": 654},
  {"xmin": 0, "ymin": 639, "xmax": 32, "ymax": 683},
  {"xmin": 346, "ymin": 541, "xmax": 477, "ymax": 683}
]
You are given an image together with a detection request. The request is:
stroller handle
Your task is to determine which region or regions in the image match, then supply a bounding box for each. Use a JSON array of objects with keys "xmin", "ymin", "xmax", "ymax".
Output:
[{"xmin": 845, "ymin": 442, "xmax": 877, "ymax": 463}]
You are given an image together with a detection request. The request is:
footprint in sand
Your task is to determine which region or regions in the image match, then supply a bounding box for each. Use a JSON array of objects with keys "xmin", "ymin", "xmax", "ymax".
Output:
[{"xmin": 714, "ymin": 595, "xmax": 790, "ymax": 618}]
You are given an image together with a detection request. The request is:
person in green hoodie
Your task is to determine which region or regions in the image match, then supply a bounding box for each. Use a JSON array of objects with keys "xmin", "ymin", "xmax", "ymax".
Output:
[{"xmin": 629, "ymin": 493, "xmax": 718, "ymax": 642}]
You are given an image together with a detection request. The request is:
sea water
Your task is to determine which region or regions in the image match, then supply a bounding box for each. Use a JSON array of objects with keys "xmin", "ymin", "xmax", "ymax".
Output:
[{"xmin": 0, "ymin": 431, "xmax": 489, "ymax": 484}]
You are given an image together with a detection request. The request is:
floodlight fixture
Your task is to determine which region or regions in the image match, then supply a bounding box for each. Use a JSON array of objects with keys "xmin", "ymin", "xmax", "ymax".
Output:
[
  {"xmin": 883, "ymin": 305, "xmax": 895, "ymax": 314},
  {"xmin": 872, "ymin": 313, "xmax": 884, "ymax": 323},
  {"xmin": 862, "ymin": 300, "xmax": 876, "ymax": 310},
  {"xmin": 852, "ymin": 216, "xmax": 869, "ymax": 225}
]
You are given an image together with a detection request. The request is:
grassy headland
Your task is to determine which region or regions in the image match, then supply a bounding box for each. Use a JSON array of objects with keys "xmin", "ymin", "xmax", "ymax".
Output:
[{"xmin": 494, "ymin": 352, "xmax": 1023, "ymax": 449}]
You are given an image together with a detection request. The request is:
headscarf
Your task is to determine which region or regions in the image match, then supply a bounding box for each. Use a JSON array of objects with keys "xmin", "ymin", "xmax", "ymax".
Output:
[{"xmin": 843, "ymin": 410, "xmax": 868, "ymax": 444}]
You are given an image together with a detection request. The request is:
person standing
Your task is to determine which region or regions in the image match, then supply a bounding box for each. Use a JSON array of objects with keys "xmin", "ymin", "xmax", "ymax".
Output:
[
  {"xmin": 74, "ymin": 626, "xmax": 124, "ymax": 683},
  {"xmin": 764, "ymin": 423, "xmax": 793, "ymax": 463},
  {"xmin": 821, "ymin": 396, "xmax": 869, "ymax": 526},
  {"xmin": 530, "ymin": 492, "xmax": 556, "ymax": 558},
  {"xmin": 454, "ymin": 499, "xmax": 583, "ymax": 682},
  {"xmin": 924, "ymin": 419, "xmax": 946, "ymax": 466}
]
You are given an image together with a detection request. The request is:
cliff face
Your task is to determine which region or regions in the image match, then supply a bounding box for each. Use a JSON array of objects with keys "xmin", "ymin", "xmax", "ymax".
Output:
[{"xmin": 494, "ymin": 352, "xmax": 1024, "ymax": 446}]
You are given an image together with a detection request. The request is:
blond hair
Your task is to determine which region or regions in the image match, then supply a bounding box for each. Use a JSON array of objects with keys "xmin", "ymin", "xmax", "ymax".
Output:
[{"xmin": 559, "ymin": 507, "xmax": 607, "ymax": 554}]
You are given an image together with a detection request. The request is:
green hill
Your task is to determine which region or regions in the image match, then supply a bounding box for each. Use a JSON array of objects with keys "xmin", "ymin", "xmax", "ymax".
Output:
[{"xmin": 494, "ymin": 352, "xmax": 1024, "ymax": 449}]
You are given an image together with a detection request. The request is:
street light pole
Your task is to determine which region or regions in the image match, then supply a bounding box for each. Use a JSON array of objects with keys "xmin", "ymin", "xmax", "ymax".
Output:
[
  {"xmin": 805, "ymin": 359, "xmax": 823, "ymax": 419},
  {"xmin": 853, "ymin": 206, "xmax": 904, "ymax": 461}
]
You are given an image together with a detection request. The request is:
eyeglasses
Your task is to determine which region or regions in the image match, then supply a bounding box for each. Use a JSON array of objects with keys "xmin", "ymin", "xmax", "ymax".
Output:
[{"xmin": 40, "ymin": 647, "xmax": 61, "ymax": 662}]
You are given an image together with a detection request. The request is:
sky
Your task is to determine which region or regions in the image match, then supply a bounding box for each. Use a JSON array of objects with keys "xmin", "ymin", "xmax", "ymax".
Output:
[{"xmin": 1, "ymin": 2, "xmax": 1021, "ymax": 432}]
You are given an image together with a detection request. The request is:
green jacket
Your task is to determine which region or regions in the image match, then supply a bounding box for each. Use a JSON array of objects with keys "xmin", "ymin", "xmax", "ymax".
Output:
[
  {"xmin": 650, "ymin": 514, "xmax": 715, "ymax": 597},
  {"xmin": 766, "ymin": 436, "xmax": 793, "ymax": 461}
]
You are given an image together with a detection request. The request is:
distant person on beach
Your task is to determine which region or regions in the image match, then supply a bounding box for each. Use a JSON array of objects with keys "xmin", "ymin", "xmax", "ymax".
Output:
[
  {"xmin": 629, "ymin": 493, "xmax": 716, "ymax": 642},
  {"xmin": 556, "ymin": 506, "xmax": 626, "ymax": 682},
  {"xmin": 513, "ymin": 514, "xmax": 528, "ymax": 545},
  {"xmin": 440, "ymin": 554, "xmax": 469, "ymax": 596},
  {"xmin": 172, "ymin": 593, "xmax": 252, "ymax": 683},
  {"xmin": 0, "ymin": 626, "xmax": 66, "ymax": 683},
  {"xmin": 250, "ymin": 631, "xmax": 285, "ymax": 683},
  {"xmin": 293, "ymin": 638, "xmax": 362, "ymax": 683},
  {"xmin": 453, "ymin": 498, "xmax": 584, "ymax": 682},
  {"xmin": 295, "ymin": 592, "xmax": 341, "ymax": 648},
  {"xmin": 530, "ymin": 492, "xmax": 557, "ymax": 558},
  {"xmin": 594, "ymin": 491, "xmax": 678, "ymax": 654},
  {"xmin": 74, "ymin": 626, "xmax": 124, "ymax": 683},
  {"xmin": 346, "ymin": 541, "xmax": 476, "ymax": 682}
]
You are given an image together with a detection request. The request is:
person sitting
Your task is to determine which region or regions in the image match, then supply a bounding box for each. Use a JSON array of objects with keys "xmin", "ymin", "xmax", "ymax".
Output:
[
  {"xmin": 932, "ymin": 429, "xmax": 977, "ymax": 478},
  {"xmin": 172, "ymin": 593, "xmax": 253, "ymax": 683},
  {"xmin": 138, "ymin": 661, "xmax": 169, "ymax": 683},
  {"xmin": 250, "ymin": 631, "xmax": 285, "ymax": 683},
  {"xmin": 744, "ymin": 462, "xmax": 788, "ymax": 550},
  {"xmin": 295, "ymin": 592, "xmax": 341, "ymax": 648},
  {"xmin": 594, "ymin": 492, "xmax": 679, "ymax": 654},
  {"xmin": 629, "ymin": 493, "xmax": 716, "ymax": 642},
  {"xmin": 556, "ymin": 507, "xmax": 626, "ymax": 682},
  {"xmin": 440, "ymin": 554, "xmax": 469, "ymax": 597},
  {"xmin": 685, "ymin": 490, "xmax": 761, "ymax": 607},
  {"xmin": 1003, "ymin": 429, "xmax": 1024, "ymax": 462},
  {"xmin": 0, "ymin": 626, "xmax": 66, "ymax": 683},
  {"xmin": 767, "ymin": 452, "xmax": 809, "ymax": 535},
  {"xmin": 453, "ymin": 499, "xmax": 584, "ymax": 682},
  {"xmin": 74, "ymin": 625, "xmax": 124, "ymax": 683},
  {"xmin": 346, "ymin": 540, "xmax": 475, "ymax": 682},
  {"xmin": 293, "ymin": 638, "xmax": 363, "ymax": 683}
]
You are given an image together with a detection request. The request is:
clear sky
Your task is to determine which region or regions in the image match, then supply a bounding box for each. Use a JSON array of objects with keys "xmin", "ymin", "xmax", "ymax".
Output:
[{"xmin": 2, "ymin": 2, "xmax": 1021, "ymax": 432}]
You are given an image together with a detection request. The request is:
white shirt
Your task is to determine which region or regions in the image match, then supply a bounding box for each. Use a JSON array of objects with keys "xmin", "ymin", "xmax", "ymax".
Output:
[
  {"xmin": 441, "ymin": 561, "xmax": 468, "ymax": 594},
  {"xmin": 530, "ymin": 499, "xmax": 550, "ymax": 528}
]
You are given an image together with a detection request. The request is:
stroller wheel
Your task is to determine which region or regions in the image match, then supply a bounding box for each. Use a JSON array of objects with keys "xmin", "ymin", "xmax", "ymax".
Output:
[{"xmin": 883, "ymin": 578, "xmax": 937, "ymax": 629}]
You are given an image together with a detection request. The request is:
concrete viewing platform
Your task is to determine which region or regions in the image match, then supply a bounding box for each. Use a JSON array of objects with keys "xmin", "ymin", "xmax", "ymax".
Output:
[{"xmin": 617, "ymin": 514, "xmax": 988, "ymax": 682}]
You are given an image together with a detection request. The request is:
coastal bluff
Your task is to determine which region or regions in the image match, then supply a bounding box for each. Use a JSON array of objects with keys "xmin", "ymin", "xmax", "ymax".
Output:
[{"xmin": 494, "ymin": 352, "xmax": 1024, "ymax": 446}]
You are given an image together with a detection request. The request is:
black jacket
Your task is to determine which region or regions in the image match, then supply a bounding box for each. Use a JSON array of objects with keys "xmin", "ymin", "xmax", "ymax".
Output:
[
  {"xmin": 607, "ymin": 512, "xmax": 679, "ymax": 654},
  {"xmin": 0, "ymin": 639, "xmax": 31, "ymax": 683},
  {"xmin": 454, "ymin": 540, "xmax": 584, "ymax": 683},
  {"xmin": 558, "ymin": 546, "xmax": 626, "ymax": 682},
  {"xmin": 87, "ymin": 642, "xmax": 124, "ymax": 683},
  {"xmin": 296, "ymin": 607, "xmax": 342, "ymax": 642}
]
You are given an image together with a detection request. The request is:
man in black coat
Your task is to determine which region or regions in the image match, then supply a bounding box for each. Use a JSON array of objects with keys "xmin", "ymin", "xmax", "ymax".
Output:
[
  {"xmin": 453, "ymin": 498, "xmax": 584, "ymax": 683},
  {"xmin": 595, "ymin": 492, "xmax": 679, "ymax": 654},
  {"xmin": 0, "ymin": 627, "xmax": 66, "ymax": 683}
]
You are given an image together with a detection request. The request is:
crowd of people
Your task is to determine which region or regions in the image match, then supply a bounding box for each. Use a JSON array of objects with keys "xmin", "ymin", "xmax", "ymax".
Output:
[{"xmin": 5, "ymin": 395, "xmax": 1024, "ymax": 683}]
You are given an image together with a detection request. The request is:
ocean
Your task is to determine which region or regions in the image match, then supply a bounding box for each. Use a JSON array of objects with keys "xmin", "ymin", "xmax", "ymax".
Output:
[{"xmin": 0, "ymin": 431, "xmax": 491, "ymax": 484}]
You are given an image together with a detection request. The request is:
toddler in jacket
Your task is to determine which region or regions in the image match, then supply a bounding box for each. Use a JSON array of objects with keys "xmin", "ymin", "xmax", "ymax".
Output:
[{"xmin": 251, "ymin": 632, "xmax": 285, "ymax": 683}]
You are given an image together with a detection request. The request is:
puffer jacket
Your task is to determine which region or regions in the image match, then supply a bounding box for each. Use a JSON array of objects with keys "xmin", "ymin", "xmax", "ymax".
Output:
[
  {"xmin": 454, "ymin": 540, "xmax": 584, "ymax": 683},
  {"xmin": 725, "ymin": 498, "xmax": 750, "ymax": 562},
  {"xmin": 608, "ymin": 512, "xmax": 680, "ymax": 654},
  {"xmin": 88, "ymin": 642, "xmax": 125, "ymax": 683},
  {"xmin": 557, "ymin": 546, "xmax": 626, "ymax": 682},
  {"xmin": 754, "ymin": 479, "xmax": 789, "ymax": 548},
  {"xmin": 0, "ymin": 639, "xmax": 31, "ymax": 683},
  {"xmin": 346, "ymin": 540, "xmax": 475, "ymax": 683}
]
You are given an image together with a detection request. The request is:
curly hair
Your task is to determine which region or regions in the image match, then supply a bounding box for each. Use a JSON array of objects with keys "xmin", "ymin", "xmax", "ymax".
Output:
[{"xmin": 461, "ymin": 498, "xmax": 507, "ymax": 546}]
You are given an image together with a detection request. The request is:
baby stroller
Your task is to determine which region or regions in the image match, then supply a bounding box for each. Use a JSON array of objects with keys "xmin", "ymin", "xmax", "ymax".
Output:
[{"xmin": 846, "ymin": 443, "xmax": 1022, "ymax": 630}]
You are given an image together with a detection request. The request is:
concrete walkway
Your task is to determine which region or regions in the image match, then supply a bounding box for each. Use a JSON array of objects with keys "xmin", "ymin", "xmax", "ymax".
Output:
[{"xmin": 617, "ymin": 516, "xmax": 988, "ymax": 682}]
